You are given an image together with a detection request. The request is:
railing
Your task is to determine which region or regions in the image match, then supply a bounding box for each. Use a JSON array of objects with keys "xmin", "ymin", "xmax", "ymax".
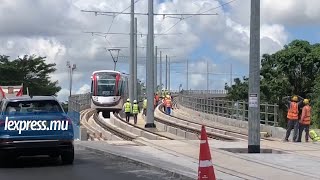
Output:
[
  {"xmin": 178, "ymin": 94, "xmax": 279, "ymax": 126},
  {"xmin": 182, "ymin": 90, "xmax": 228, "ymax": 95},
  {"xmin": 67, "ymin": 93, "xmax": 91, "ymax": 139}
]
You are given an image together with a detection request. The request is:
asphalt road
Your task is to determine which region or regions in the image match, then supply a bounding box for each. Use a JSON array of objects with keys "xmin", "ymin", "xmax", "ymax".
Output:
[{"xmin": 0, "ymin": 146, "xmax": 190, "ymax": 180}]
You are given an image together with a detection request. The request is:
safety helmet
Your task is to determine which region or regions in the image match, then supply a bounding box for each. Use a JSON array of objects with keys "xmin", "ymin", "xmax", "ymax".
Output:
[
  {"xmin": 303, "ymin": 99, "xmax": 309, "ymax": 104},
  {"xmin": 127, "ymin": 98, "xmax": 130, "ymax": 102},
  {"xmin": 292, "ymin": 95, "xmax": 298, "ymax": 102},
  {"xmin": 133, "ymin": 100, "xmax": 137, "ymax": 103}
]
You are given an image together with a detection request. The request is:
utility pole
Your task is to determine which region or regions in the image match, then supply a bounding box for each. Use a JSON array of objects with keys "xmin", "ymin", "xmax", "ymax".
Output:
[
  {"xmin": 154, "ymin": 46, "xmax": 157, "ymax": 93},
  {"xmin": 165, "ymin": 55, "xmax": 168, "ymax": 90},
  {"xmin": 248, "ymin": 0, "xmax": 260, "ymax": 153},
  {"xmin": 168, "ymin": 57, "xmax": 170, "ymax": 92},
  {"xmin": 160, "ymin": 51, "xmax": 162, "ymax": 91},
  {"xmin": 134, "ymin": 17, "xmax": 138, "ymax": 101},
  {"xmin": 207, "ymin": 60, "xmax": 210, "ymax": 91},
  {"xmin": 145, "ymin": 0, "xmax": 155, "ymax": 128},
  {"xmin": 129, "ymin": 0, "xmax": 134, "ymax": 104},
  {"xmin": 66, "ymin": 61, "xmax": 76, "ymax": 97},
  {"xmin": 230, "ymin": 64, "xmax": 233, "ymax": 86},
  {"xmin": 186, "ymin": 58, "xmax": 188, "ymax": 90}
]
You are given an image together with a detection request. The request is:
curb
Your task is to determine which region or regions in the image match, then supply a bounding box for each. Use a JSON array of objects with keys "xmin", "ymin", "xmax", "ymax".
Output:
[{"xmin": 75, "ymin": 142, "xmax": 196, "ymax": 179}]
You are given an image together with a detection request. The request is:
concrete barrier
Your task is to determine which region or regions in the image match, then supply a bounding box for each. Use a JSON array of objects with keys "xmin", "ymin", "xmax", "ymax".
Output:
[{"xmin": 107, "ymin": 112, "xmax": 170, "ymax": 140}]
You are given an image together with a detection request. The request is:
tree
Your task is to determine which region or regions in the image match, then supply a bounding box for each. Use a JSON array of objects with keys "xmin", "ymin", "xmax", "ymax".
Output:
[
  {"xmin": 224, "ymin": 77, "xmax": 249, "ymax": 101},
  {"xmin": 0, "ymin": 55, "xmax": 61, "ymax": 96},
  {"xmin": 225, "ymin": 40, "xmax": 320, "ymax": 128},
  {"xmin": 310, "ymin": 76, "xmax": 320, "ymax": 128}
]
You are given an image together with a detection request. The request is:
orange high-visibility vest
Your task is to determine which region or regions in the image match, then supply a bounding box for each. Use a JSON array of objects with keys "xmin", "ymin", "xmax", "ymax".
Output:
[
  {"xmin": 287, "ymin": 102, "xmax": 298, "ymax": 120},
  {"xmin": 301, "ymin": 105, "xmax": 311, "ymax": 125},
  {"xmin": 165, "ymin": 99, "xmax": 172, "ymax": 107}
]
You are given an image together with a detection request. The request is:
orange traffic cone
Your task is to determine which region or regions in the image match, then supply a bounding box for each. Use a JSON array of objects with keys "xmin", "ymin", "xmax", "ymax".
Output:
[{"xmin": 198, "ymin": 125, "xmax": 216, "ymax": 180}]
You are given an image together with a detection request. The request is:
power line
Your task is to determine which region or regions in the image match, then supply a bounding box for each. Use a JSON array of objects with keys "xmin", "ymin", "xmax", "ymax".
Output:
[
  {"xmin": 83, "ymin": 31, "xmax": 181, "ymax": 36},
  {"xmin": 161, "ymin": 20, "xmax": 183, "ymax": 35},
  {"xmin": 184, "ymin": 0, "xmax": 237, "ymax": 20},
  {"xmin": 104, "ymin": 0, "xmax": 142, "ymax": 35},
  {"xmin": 158, "ymin": 0, "xmax": 237, "ymax": 34},
  {"xmin": 83, "ymin": 0, "xmax": 142, "ymax": 57},
  {"xmin": 81, "ymin": 10, "xmax": 218, "ymax": 16}
]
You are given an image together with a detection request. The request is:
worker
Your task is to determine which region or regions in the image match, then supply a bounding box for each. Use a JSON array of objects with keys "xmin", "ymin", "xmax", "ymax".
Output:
[
  {"xmin": 309, "ymin": 130, "xmax": 320, "ymax": 142},
  {"xmin": 123, "ymin": 98, "xmax": 132, "ymax": 122},
  {"xmin": 132, "ymin": 100, "xmax": 140, "ymax": 125},
  {"xmin": 155, "ymin": 92, "xmax": 159, "ymax": 105},
  {"xmin": 297, "ymin": 99, "xmax": 311, "ymax": 142},
  {"xmin": 165, "ymin": 95, "xmax": 172, "ymax": 115},
  {"xmin": 162, "ymin": 96, "xmax": 167, "ymax": 112},
  {"xmin": 154, "ymin": 96, "xmax": 157, "ymax": 109},
  {"xmin": 283, "ymin": 95, "xmax": 304, "ymax": 142},
  {"xmin": 143, "ymin": 98, "xmax": 147, "ymax": 117}
]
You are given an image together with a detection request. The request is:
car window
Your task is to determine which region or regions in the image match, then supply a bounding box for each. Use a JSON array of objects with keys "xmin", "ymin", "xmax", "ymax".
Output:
[{"xmin": 5, "ymin": 100, "xmax": 63, "ymax": 114}]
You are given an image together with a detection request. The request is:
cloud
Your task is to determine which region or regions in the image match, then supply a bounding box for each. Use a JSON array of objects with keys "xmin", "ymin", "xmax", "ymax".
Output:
[
  {"xmin": 56, "ymin": 84, "xmax": 90, "ymax": 102},
  {"xmin": 0, "ymin": 0, "xmax": 317, "ymax": 97},
  {"xmin": 76, "ymin": 84, "xmax": 91, "ymax": 94}
]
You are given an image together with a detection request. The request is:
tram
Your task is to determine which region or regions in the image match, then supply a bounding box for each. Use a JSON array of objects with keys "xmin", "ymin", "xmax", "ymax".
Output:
[{"xmin": 90, "ymin": 70, "xmax": 129, "ymax": 116}]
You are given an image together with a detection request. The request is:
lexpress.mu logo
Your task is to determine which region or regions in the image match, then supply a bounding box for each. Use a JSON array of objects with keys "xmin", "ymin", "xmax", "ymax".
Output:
[{"xmin": 3, "ymin": 117, "xmax": 70, "ymax": 134}]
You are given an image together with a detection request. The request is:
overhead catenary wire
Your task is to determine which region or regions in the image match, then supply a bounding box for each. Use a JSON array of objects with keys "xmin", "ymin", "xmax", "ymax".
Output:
[
  {"xmin": 157, "ymin": 0, "xmax": 237, "ymax": 34},
  {"xmin": 83, "ymin": 0, "xmax": 142, "ymax": 57}
]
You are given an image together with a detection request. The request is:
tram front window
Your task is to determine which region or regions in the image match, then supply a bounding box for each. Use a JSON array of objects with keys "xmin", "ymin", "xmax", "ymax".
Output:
[{"xmin": 96, "ymin": 73, "xmax": 120, "ymax": 96}]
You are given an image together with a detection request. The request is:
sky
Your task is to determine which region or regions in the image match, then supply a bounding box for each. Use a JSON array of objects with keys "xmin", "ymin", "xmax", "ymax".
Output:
[{"xmin": 1, "ymin": 0, "xmax": 320, "ymax": 102}]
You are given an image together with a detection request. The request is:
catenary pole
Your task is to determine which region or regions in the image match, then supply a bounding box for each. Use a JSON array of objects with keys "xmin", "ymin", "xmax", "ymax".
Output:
[
  {"xmin": 165, "ymin": 55, "xmax": 168, "ymax": 90},
  {"xmin": 154, "ymin": 46, "xmax": 157, "ymax": 93},
  {"xmin": 207, "ymin": 60, "xmax": 209, "ymax": 91},
  {"xmin": 160, "ymin": 51, "xmax": 162, "ymax": 91},
  {"xmin": 168, "ymin": 57, "xmax": 170, "ymax": 92},
  {"xmin": 134, "ymin": 17, "xmax": 138, "ymax": 101},
  {"xmin": 248, "ymin": 0, "xmax": 260, "ymax": 153},
  {"xmin": 230, "ymin": 64, "xmax": 233, "ymax": 86},
  {"xmin": 186, "ymin": 58, "xmax": 188, "ymax": 90},
  {"xmin": 129, "ymin": 0, "xmax": 134, "ymax": 104},
  {"xmin": 145, "ymin": 0, "xmax": 156, "ymax": 128}
]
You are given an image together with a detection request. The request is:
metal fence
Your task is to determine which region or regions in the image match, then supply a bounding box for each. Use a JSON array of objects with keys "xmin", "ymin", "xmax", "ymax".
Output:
[
  {"xmin": 182, "ymin": 90, "xmax": 228, "ymax": 95},
  {"xmin": 178, "ymin": 94, "xmax": 279, "ymax": 126},
  {"xmin": 67, "ymin": 93, "xmax": 91, "ymax": 139}
]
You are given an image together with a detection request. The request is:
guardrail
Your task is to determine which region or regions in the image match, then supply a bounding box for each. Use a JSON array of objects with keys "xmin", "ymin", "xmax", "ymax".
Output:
[
  {"xmin": 182, "ymin": 90, "xmax": 228, "ymax": 95},
  {"xmin": 178, "ymin": 94, "xmax": 279, "ymax": 126},
  {"xmin": 68, "ymin": 93, "xmax": 91, "ymax": 139}
]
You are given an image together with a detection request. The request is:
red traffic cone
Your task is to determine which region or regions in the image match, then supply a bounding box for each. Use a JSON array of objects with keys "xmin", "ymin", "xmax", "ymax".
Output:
[{"xmin": 198, "ymin": 125, "xmax": 216, "ymax": 180}]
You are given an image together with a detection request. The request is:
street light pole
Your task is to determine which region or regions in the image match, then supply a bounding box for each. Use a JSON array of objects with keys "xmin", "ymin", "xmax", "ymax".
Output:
[{"xmin": 66, "ymin": 61, "xmax": 76, "ymax": 97}]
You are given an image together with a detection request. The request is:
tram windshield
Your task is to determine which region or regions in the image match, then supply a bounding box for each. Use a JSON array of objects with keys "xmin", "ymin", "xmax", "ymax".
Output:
[{"xmin": 95, "ymin": 72, "xmax": 120, "ymax": 96}]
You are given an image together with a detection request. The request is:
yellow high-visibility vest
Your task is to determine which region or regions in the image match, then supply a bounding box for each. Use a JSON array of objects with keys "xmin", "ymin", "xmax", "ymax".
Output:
[
  {"xmin": 133, "ymin": 104, "xmax": 139, "ymax": 114},
  {"xmin": 125, "ymin": 102, "xmax": 131, "ymax": 113},
  {"xmin": 143, "ymin": 99, "xmax": 147, "ymax": 109}
]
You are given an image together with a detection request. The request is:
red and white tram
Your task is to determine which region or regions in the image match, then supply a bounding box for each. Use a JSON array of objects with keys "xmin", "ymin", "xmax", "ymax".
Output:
[{"xmin": 90, "ymin": 70, "xmax": 129, "ymax": 115}]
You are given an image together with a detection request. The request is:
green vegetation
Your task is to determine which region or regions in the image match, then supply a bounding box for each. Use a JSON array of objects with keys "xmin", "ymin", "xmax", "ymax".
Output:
[
  {"xmin": 225, "ymin": 40, "xmax": 320, "ymax": 128},
  {"xmin": 0, "ymin": 54, "xmax": 61, "ymax": 96}
]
